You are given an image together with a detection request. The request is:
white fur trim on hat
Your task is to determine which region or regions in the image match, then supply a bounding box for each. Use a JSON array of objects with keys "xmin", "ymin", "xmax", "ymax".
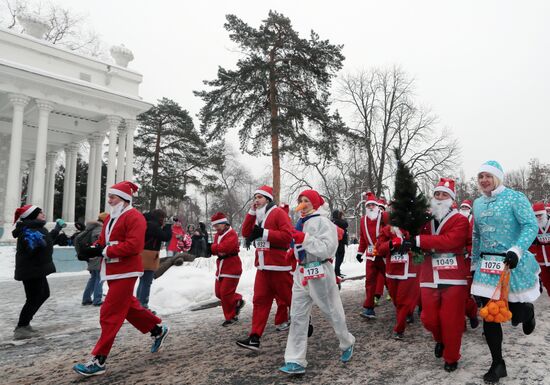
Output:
[
  {"xmin": 534, "ymin": 210, "xmax": 547, "ymax": 216},
  {"xmin": 109, "ymin": 188, "xmax": 132, "ymax": 202},
  {"xmin": 211, "ymin": 217, "xmax": 229, "ymax": 225},
  {"xmin": 434, "ymin": 186, "xmax": 456, "ymax": 200},
  {"xmin": 21, "ymin": 205, "xmax": 38, "ymax": 219},
  {"xmin": 479, "ymin": 164, "xmax": 504, "ymax": 181},
  {"xmin": 254, "ymin": 189, "xmax": 273, "ymax": 200},
  {"xmin": 460, "ymin": 203, "xmax": 472, "ymax": 209}
]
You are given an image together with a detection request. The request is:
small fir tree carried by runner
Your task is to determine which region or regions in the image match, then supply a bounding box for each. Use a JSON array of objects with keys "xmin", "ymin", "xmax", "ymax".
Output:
[{"xmin": 390, "ymin": 149, "xmax": 431, "ymax": 264}]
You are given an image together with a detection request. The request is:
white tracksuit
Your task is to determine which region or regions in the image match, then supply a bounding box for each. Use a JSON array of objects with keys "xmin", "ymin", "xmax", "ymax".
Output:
[{"xmin": 284, "ymin": 213, "xmax": 355, "ymax": 367}]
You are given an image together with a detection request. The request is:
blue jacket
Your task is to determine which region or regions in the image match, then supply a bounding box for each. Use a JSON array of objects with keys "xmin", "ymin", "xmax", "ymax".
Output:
[{"xmin": 471, "ymin": 186, "xmax": 540, "ymax": 302}]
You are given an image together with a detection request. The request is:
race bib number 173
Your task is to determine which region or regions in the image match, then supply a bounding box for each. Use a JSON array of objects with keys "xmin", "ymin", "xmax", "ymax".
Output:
[{"xmin": 303, "ymin": 261, "xmax": 325, "ymax": 280}]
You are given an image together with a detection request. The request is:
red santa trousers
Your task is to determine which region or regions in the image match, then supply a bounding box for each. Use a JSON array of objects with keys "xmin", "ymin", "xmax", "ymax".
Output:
[
  {"xmin": 540, "ymin": 266, "xmax": 550, "ymax": 296},
  {"xmin": 386, "ymin": 277, "xmax": 419, "ymax": 333},
  {"xmin": 215, "ymin": 277, "xmax": 243, "ymax": 321},
  {"xmin": 275, "ymin": 296, "xmax": 289, "ymax": 325},
  {"xmin": 420, "ymin": 285, "xmax": 468, "ymax": 363},
  {"xmin": 250, "ymin": 269, "xmax": 293, "ymax": 337},
  {"xmin": 465, "ymin": 276, "xmax": 478, "ymax": 320},
  {"xmin": 364, "ymin": 258, "xmax": 386, "ymax": 308},
  {"xmin": 375, "ymin": 272, "xmax": 385, "ymax": 297},
  {"xmin": 92, "ymin": 277, "xmax": 161, "ymax": 357}
]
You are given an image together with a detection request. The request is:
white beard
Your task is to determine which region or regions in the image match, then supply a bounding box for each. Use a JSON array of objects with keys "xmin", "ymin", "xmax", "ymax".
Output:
[
  {"xmin": 430, "ymin": 198, "xmax": 453, "ymax": 221},
  {"xmin": 366, "ymin": 207, "xmax": 380, "ymax": 220},
  {"xmin": 538, "ymin": 215, "xmax": 549, "ymax": 230},
  {"xmin": 459, "ymin": 209, "xmax": 471, "ymax": 218},
  {"xmin": 109, "ymin": 202, "xmax": 126, "ymax": 218},
  {"xmin": 255, "ymin": 204, "xmax": 267, "ymax": 224}
]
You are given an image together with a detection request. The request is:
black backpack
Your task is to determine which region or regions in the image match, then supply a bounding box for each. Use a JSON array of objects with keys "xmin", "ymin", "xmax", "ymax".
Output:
[{"xmin": 74, "ymin": 228, "xmax": 94, "ymax": 260}]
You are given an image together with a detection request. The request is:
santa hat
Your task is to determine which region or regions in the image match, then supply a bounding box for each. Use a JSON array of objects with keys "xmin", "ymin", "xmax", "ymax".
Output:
[
  {"xmin": 109, "ymin": 180, "xmax": 138, "ymax": 202},
  {"xmin": 434, "ymin": 178, "xmax": 456, "ymax": 200},
  {"xmin": 13, "ymin": 204, "xmax": 41, "ymax": 223},
  {"xmin": 546, "ymin": 202, "xmax": 550, "ymax": 211},
  {"xmin": 298, "ymin": 189, "xmax": 325, "ymax": 210},
  {"xmin": 533, "ymin": 202, "xmax": 546, "ymax": 216},
  {"xmin": 363, "ymin": 192, "xmax": 378, "ymax": 206},
  {"xmin": 210, "ymin": 212, "xmax": 229, "ymax": 225},
  {"xmin": 279, "ymin": 203, "xmax": 290, "ymax": 215},
  {"xmin": 479, "ymin": 160, "xmax": 504, "ymax": 181},
  {"xmin": 460, "ymin": 200, "xmax": 472, "ymax": 209},
  {"xmin": 451, "ymin": 201, "xmax": 458, "ymax": 209},
  {"xmin": 254, "ymin": 185, "xmax": 273, "ymax": 201},
  {"xmin": 377, "ymin": 198, "xmax": 387, "ymax": 208}
]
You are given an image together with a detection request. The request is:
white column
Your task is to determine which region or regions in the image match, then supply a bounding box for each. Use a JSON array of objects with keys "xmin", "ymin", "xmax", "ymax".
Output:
[
  {"xmin": 85, "ymin": 136, "xmax": 96, "ymax": 221},
  {"xmin": 1, "ymin": 94, "xmax": 30, "ymax": 240},
  {"xmin": 26, "ymin": 160, "xmax": 35, "ymax": 204},
  {"xmin": 124, "ymin": 118, "xmax": 137, "ymax": 181},
  {"xmin": 62, "ymin": 147, "xmax": 72, "ymax": 219},
  {"xmin": 92, "ymin": 132, "xmax": 105, "ymax": 215},
  {"xmin": 31, "ymin": 99, "xmax": 55, "ymax": 208},
  {"xmin": 45, "ymin": 152, "xmax": 58, "ymax": 222},
  {"xmin": 66, "ymin": 143, "xmax": 79, "ymax": 222},
  {"xmin": 105, "ymin": 116, "xmax": 121, "ymax": 208},
  {"xmin": 116, "ymin": 126, "xmax": 127, "ymax": 182}
]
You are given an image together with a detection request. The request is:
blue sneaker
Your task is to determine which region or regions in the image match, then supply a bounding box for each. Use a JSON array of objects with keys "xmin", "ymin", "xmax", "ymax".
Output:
[
  {"xmin": 73, "ymin": 357, "xmax": 106, "ymax": 376},
  {"xmin": 279, "ymin": 362, "xmax": 306, "ymax": 374},
  {"xmin": 340, "ymin": 344, "xmax": 354, "ymax": 363},
  {"xmin": 151, "ymin": 325, "xmax": 169, "ymax": 353},
  {"xmin": 360, "ymin": 308, "xmax": 376, "ymax": 319}
]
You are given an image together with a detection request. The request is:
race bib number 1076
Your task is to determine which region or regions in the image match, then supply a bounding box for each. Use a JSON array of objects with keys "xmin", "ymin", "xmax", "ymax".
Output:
[{"xmin": 480, "ymin": 257, "xmax": 505, "ymax": 274}]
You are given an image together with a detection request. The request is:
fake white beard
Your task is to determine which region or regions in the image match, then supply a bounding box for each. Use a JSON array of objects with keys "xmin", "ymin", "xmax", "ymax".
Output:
[
  {"xmin": 255, "ymin": 204, "xmax": 267, "ymax": 224},
  {"xmin": 109, "ymin": 202, "xmax": 126, "ymax": 218},
  {"xmin": 430, "ymin": 198, "xmax": 453, "ymax": 221},
  {"xmin": 538, "ymin": 215, "xmax": 549, "ymax": 230},
  {"xmin": 459, "ymin": 209, "xmax": 471, "ymax": 218},
  {"xmin": 366, "ymin": 207, "xmax": 380, "ymax": 220}
]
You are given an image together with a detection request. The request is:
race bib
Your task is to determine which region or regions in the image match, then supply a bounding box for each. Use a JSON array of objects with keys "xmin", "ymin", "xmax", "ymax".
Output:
[
  {"xmin": 480, "ymin": 256, "xmax": 505, "ymax": 274},
  {"xmin": 254, "ymin": 239, "xmax": 270, "ymax": 250},
  {"xmin": 390, "ymin": 253, "xmax": 408, "ymax": 264},
  {"xmin": 433, "ymin": 253, "xmax": 458, "ymax": 270},
  {"xmin": 537, "ymin": 234, "xmax": 550, "ymax": 244},
  {"xmin": 303, "ymin": 261, "xmax": 325, "ymax": 280},
  {"xmin": 366, "ymin": 245, "xmax": 375, "ymax": 255}
]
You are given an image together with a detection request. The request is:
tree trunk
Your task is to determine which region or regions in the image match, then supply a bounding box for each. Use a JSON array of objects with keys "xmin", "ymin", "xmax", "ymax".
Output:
[
  {"xmin": 269, "ymin": 49, "xmax": 281, "ymax": 203},
  {"xmin": 149, "ymin": 123, "xmax": 162, "ymax": 210}
]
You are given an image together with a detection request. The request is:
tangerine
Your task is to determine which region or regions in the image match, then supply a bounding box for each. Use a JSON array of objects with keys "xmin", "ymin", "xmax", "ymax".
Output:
[
  {"xmin": 494, "ymin": 314, "xmax": 505, "ymax": 323},
  {"xmin": 499, "ymin": 307, "xmax": 508, "ymax": 316},
  {"xmin": 488, "ymin": 303, "xmax": 500, "ymax": 316},
  {"xmin": 485, "ymin": 314, "xmax": 495, "ymax": 322},
  {"xmin": 496, "ymin": 300, "xmax": 506, "ymax": 308},
  {"xmin": 479, "ymin": 307, "xmax": 489, "ymax": 318}
]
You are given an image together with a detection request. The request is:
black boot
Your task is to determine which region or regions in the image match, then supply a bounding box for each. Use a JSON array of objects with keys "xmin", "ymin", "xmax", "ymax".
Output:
[
  {"xmin": 434, "ymin": 342, "xmax": 444, "ymax": 358},
  {"xmin": 522, "ymin": 303, "xmax": 536, "ymax": 335},
  {"xmin": 444, "ymin": 362, "xmax": 458, "ymax": 372},
  {"xmin": 483, "ymin": 360, "xmax": 507, "ymax": 383}
]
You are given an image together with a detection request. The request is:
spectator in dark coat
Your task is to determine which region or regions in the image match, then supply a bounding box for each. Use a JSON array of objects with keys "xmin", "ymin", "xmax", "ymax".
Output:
[
  {"xmin": 12, "ymin": 205, "xmax": 64, "ymax": 340},
  {"xmin": 137, "ymin": 209, "xmax": 172, "ymax": 308},
  {"xmin": 332, "ymin": 209, "xmax": 349, "ymax": 277}
]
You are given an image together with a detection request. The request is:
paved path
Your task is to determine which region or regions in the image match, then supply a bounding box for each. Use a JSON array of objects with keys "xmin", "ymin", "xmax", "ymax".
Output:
[{"xmin": 1, "ymin": 275, "xmax": 549, "ymax": 385}]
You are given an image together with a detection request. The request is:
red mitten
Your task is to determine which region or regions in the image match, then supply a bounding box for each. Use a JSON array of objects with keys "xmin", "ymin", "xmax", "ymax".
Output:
[
  {"xmin": 391, "ymin": 236, "xmax": 402, "ymax": 250},
  {"xmin": 292, "ymin": 230, "xmax": 306, "ymax": 244}
]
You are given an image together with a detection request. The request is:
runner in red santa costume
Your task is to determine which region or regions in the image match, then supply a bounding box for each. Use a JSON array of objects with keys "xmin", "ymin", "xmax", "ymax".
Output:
[
  {"xmin": 210, "ymin": 212, "xmax": 245, "ymax": 326},
  {"xmin": 529, "ymin": 202, "xmax": 550, "ymax": 295},
  {"xmin": 236, "ymin": 185, "xmax": 293, "ymax": 351},
  {"xmin": 356, "ymin": 192, "xmax": 387, "ymax": 319},
  {"xmin": 408, "ymin": 178, "xmax": 469, "ymax": 372},
  {"xmin": 459, "ymin": 199, "xmax": 480, "ymax": 329},
  {"xmin": 73, "ymin": 181, "xmax": 169, "ymax": 377},
  {"xmin": 376, "ymin": 224, "xmax": 419, "ymax": 340}
]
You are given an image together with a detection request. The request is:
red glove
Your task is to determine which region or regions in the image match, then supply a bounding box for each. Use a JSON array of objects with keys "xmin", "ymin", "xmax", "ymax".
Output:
[
  {"xmin": 391, "ymin": 236, "xmax": 402, "ymax": 250},
  {"xmin": 292, "ymin": 229, "xmax": 306, "ymax": 244}
]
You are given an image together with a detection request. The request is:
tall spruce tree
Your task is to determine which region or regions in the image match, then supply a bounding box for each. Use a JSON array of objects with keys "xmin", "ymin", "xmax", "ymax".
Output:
[
  {"xmin": 194, "ymin": 11, "xmax": 346, "ymax": 202},
  {"xmin": 134, "ymin": 98, "xmax": 218, "ymax": 210},
  {"xmin": 390, "ymin": 149, "xmax": 431, "ymax": 263}
]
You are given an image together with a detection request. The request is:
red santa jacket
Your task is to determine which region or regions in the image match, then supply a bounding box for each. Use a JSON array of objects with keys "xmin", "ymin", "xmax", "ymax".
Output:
[
  {"xmin": 241, "ymin": 204, "xmax": 293, "ymax": 271},
  {"xmin": 416, "ymin": 210, "xmax": 469, "ymax": 288},
  {"xmin": 358, "ymin": 212, "xmax": 387, "ymax": 261},
  {"xmin": 529, "ymin": 221, "xmax": 550, "ymax": 266},
  {"xmin": 97, "ymin": 207, "xmax": 146, "ymax": 281},
  {"xmin": 376, "ymin": 225, "xmax": 419, "ymax": 280},
  {"xmin": 211, "ymin": 227, "xmax": 242, "ymax": 279}
]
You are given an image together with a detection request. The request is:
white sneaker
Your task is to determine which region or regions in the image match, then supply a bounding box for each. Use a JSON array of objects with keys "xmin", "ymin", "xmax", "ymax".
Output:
[{"xmin": 276, "ymin": 321, "xmax": 290, "ymax": 331}]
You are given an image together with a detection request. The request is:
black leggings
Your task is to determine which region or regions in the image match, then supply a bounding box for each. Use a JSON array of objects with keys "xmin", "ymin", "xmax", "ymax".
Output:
[
  {"xmin": 481, "ymin": 298, "xmax": 534, "ymax": 362},
  {"xmin": 334, "ymin": 243, "xmax": 345, "ymax": 275},
  {"xmin": 18, "ymin": 276, "xmax": 50, "ymax": 327}
]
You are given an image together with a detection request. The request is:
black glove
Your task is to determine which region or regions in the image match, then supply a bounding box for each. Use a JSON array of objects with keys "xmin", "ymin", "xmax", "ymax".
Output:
[
  {"xmin": 356, "ymin": 253, "xmax": 363, "ymax": 263},
  {"xmin": 80, "ymin": 245, "xmax": 104, "ymax": 259},
  {"xmin": 246, "ymin": 225, "xmax": 264, "ymax": 244},
  {"xmin": 245, "ymin": 239, "xmax": 252, "ymax": 250},
  {"xmin": 504, "ymin": 250, "xmax": 519, "ymax": 269}
]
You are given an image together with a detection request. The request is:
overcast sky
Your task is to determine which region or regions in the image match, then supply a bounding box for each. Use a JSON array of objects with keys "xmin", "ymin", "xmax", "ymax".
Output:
[{"xmin": 56, "ymin": 0, "xmax": 550, "ymax": 181}]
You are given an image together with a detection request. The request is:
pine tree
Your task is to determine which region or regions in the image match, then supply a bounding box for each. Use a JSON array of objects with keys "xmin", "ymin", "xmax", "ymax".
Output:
[
  {"xmin": 195, "ymin": 11, "xmax": 346, "ymax": 202},
  {"xmin": 390, "ymin": 149, "xmax": 431, "ymax": 263}
]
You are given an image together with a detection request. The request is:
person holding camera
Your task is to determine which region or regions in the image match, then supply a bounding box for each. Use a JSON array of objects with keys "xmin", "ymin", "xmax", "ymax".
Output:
[
  {"xmin": 75, "ymin": 212, "xmax": 109, "ymax": 306},
  {"xmin": 167, "ymin": 216, "xmax": 191, "ymax": 256},
  {"xmin": 12, "ymin": 204, "xmax": 65, "ymax": 340}
]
